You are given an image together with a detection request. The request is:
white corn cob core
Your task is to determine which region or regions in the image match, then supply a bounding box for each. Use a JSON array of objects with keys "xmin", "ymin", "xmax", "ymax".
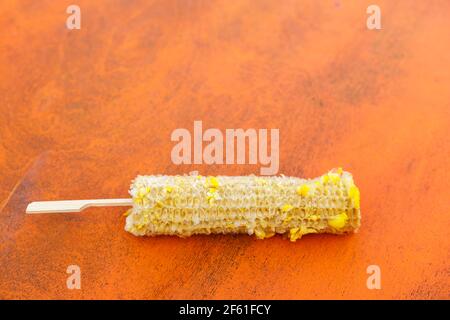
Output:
[{"xmin": 124, "ymin": 169, "xmax": 361, "ymax": 241}]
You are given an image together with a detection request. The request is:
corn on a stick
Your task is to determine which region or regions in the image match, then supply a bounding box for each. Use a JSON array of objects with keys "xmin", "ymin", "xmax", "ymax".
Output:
[{"xmin": 124, "ymin": 168, "xmax": 361, "ymax": 241}]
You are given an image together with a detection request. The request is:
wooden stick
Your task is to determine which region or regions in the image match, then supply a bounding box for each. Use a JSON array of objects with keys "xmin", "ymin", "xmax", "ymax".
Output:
[{"xmin": 26, "ymin": 199, "xmax": 133, "ymax": 214}]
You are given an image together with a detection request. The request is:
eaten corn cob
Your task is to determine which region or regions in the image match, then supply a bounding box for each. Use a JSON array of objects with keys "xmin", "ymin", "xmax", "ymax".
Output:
[{"xmin": 124, "ymin": 168, "xmax": 361, "ymax": 241}]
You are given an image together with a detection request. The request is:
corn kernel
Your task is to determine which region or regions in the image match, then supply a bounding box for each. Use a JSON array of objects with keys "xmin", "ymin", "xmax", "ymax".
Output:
[
  {"xmin": 328, "ymin": 213, "xmax": 348, "ymax": 229},
  {"xmin": 348, "ymin": 184, "xmax": 360, "ymax": 209},
  {"xmin": 209, "ymin": 187, "xmax": 217, "ymax": 194},
  {"xmin": 255, "ymin": 229, "xmax": 266, "ymax": 239},
  {"xmin": 329, "ymin": 173, "xmax": 340, "ymax": 184},
  {"xmin": 281, "ymin": 204, "xmax": 294, "ymax": 212},
  {"xmin": 138, "ymin": 186, "xmax": 150, "ymax": 197},
  {"xmin": 123, "ymin": 209, "xmax": 132, "ymax": 217},
  {"xmin": 207, "ymin": 176, "xmax": 219, "ymax": 188},
  {"xmin": 297, "ymin": 184, "xmax": 310, "ymax": 197},
  {"xmin": 289, "ymin": 228, "xmax": 301, "ymax": 242}
]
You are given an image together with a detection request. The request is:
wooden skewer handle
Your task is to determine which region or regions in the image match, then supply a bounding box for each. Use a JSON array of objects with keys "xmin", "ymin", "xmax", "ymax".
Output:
[{"xmin": 26, "ymin": 198, "xmax": 133, "ymax": 214}]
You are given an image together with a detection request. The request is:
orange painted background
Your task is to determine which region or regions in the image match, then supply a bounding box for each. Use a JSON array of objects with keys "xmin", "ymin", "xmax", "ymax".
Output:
[{"xmin": 0, "ymin": 0, "xmax": 449, "ymax": 299}]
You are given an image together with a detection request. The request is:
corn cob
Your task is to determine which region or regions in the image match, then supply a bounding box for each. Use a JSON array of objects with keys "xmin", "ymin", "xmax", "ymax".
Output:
[{"xmin": 124, "ymin": 168, "xmax": 361, "ymax": 241}]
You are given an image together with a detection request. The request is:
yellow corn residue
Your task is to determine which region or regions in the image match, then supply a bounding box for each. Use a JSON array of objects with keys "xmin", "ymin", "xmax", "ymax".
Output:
[
  {"xmin": 348, "ymin": 184, "xmax": 360, "ymax": 209},
  {"xmin": 204, "ymin": 177, "xmax": 221, "ymax": 205},
  {"xmin": 321, "ymin": 174, "xmax": 329, "ymax": 184},
  {"xmin": 264, "ymin": 231, "xmax": 275, "ymax": 239},
  {"xmin": 283, "ymin": 216, "xmax": 293, "ymax": 224},
  {"xmin": 207, "ymin": 176, "xmax": 219, "ymax": 188},
  {"xmin": 138, "ymin": 186, "xmax": 150, "ymax": 197},
  {"xmin": 337, "ymin": 167, "xmax": 343, "ymax": 175},
  {"xmin": 280, "ymin": 204, "xmax": 294, "ymax": 212},
  {"xmin": 329, "ymin": 173, "xmax": 340, "ymax": 184},
  {"xmin": 289, "ymin": 226, "xmax": 318, "ymax": 242},
  {"xmin": 297, "ymin": 184, "xmax": 310, "ymax": 197},
  {"xmin": 153, "ymin": 211, "xmax": 161, "ymax": 219},
  {"xmin": 135, "ymin": 223, "xmax": 145, "ymax": 231},
  {"xmin": 255, "ymin": 229, "xmax": 275, "ymax": 239},
  {"xmin": 207, "ymin": 189, "xmax": 218, "ymax": 205},
  {"xmin": 256, "ymin": 177, "xmax": 268, "ymax": 185},
  {"xmin": 328, "ymin": 212, "xmax": 348, "ymax": 229},
  {"xmin": 254, "ymin": 229, "xmax": 266, "ymax": 239},
  {"xmin": 289, "ymin": 228, "xmax": 301, "ymax": 241},
  {"xmin": 209, "ymin": 187, "xmax": 217, "ymax": 194},
  {"xmin": 134, "ymin": 186, "xmax": 151, "ymax": 205},
  {"xmin": 259, "ymin": 219, "xmax": 267, "ymax": 228},
  {"xmin": 123, "ymin": 209, "xmax": 132, "ymax": 217},
  {"xmin": 165, "ymin": 186, "xmax": 173, "ymax": 193},
  {"xmin": 309, "ymin": 214, "xmax": 319, "ymax": 221}
]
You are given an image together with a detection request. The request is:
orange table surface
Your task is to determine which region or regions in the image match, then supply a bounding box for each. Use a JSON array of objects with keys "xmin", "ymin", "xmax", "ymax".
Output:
[{"xmin": 0, "ymin": 0, "xmax": 449, "ymax": 299}]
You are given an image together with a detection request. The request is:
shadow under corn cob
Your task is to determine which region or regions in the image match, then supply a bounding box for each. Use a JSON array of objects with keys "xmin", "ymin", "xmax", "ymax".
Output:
[{"xmin": 124, "ymin": 168, "xmax": 361, "ymax": 241}]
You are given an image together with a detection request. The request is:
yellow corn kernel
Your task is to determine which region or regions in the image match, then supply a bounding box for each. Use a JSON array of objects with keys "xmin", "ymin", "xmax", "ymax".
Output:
[
  {"xmin": 283, "ymin": 216, "xmax": 293, "ymax": 223},
  {"xmin": 123, "ymin": 209, "xmax": 132, "ymax": 217},
  {"xmin": 260, "ymin": 219, "xmax": 268, "ymax": 228},
  {"xmin": 289, "ymin": 228, "xmax": 301, "ymax": 241},
  {"xmin": 329, "ymin": 173, "xmax": 340, "ymax": 184},
  {"xmin": 289, "ymin": 226, "xmax": 317, "ymax": 242},
  {"xmin": 207, "ymin": 176, "xmax": 219, "ymax": 188},
  {"xmin": 337, "ymin": 167, "xmax": 343, "ymax": 175},
  {"xmin": 208, "ymin": 187, "xmax": 217, "ymax": 194},
  {"xmin": 264, "ymin": 231, "xmax": 276, "ymax": 239},
  {"xmin": 281, "ymin": 204, "xmax": 294, "ymax": 212},
  {"xmin": 256, "ymin": 177, "xmax": 267, "ymax": 185},
  {"xmin": 328, "ymin": 213, "xmax": 348, "ymax": 229},
  {"xmin": 297, "ymin": 184, "xmax": 310, "ymax": 197},
  {"xmin": 348, "ymin": 184, "xmax": 360, "ymax": 209},
  {"xmin": 138, "ymin": 186, "xmax": 150, "ymax": 197},
  {"xmin": 165, "ymin": 186, "xmax": 173, "ymax": 193},
  {"xmin": 254, "ymin": 229, "xmax": 266, "ymax": 239}
]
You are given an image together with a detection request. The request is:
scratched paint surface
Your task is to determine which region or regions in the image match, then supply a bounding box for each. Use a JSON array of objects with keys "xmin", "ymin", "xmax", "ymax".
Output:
[{"xmin": 0, "ymin": 0, "xmax": 449, "ymax": 299}]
